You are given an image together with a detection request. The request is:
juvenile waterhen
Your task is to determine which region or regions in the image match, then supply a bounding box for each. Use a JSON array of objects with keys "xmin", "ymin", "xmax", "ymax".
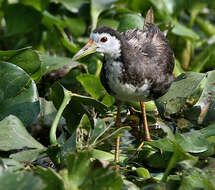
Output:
[{"xmin": 72, "ymin": 9, "xmax": 174, "ymax": 163}]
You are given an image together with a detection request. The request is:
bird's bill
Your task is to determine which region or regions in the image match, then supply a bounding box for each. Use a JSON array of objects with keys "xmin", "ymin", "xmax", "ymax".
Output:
[{"xmin": 72, "ymin": 40, "xmax": 96, "ymax": 61}]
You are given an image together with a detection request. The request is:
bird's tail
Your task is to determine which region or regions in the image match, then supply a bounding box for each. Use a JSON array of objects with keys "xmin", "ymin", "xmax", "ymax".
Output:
[{"xmin": 145, "ymin": 8, "xmax": 154, "ymax": 25}]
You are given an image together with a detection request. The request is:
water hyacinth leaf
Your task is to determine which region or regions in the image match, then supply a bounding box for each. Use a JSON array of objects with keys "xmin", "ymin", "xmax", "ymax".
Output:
[
  {"xmin": 0, "ymin": 47, "xmax": 31, "ymax": 61},
  {"xmin": 0, "ymin": 170, "xmax": 46, "ymax": 190},
  {"xmin": 98, "ymin": 18, "xmax": 119, "ymax": 29},
  {"xmin": 64, "ymin": 17, "xmax": 86, "ymax": 38},
  {"xmin": 10, "ymin": 149, "xmax": 46, "ymax": 162},
  {"xmin": 89, "ymin": 118, "xmax": 109, "ymax": 145},
  {"xmin": 8, "ymin": 49, "xmax": 41, "ymax": 77},
  {"xmin": 1, "ymin": 158, "xmax": 24, "ymax": 172},
  {"xmin": 4, "ymin": 4, "xmax": 42, "ymax": 36},
  {"xmin": 92, "ymin": 149, "xmax": 115, "ymax": 161},
  {"xmin": 91, "ymin": 0, "xmax": 117, "ymax": 31},
  {"xmin": 0, "ymin": 115, "xmax": 44, "ymax": 151},
  {"xmin": 81, "ymin": 167, "xmax": 123, "ymax": 190},
  {"xmin": 20, "ymin": 0, "xmax": 49, "ymax": 11},
  {"xmin": 40, "ymin": 54, "xmax": 84, "ymax": 75},
  {"xmin": 65, "ymin": 152, "xmax": 91, "ymax": 189},
  {"xmin": 175, "ymin": 133, "xmax": 211, "ymax": 154},
  {"xmin": 34, "ymin": 167, "xmax": 65, "ymax": 190},
  {"xmin": 0, "ymin": 62, "xmax": 40, "ymax": 126},
  {"xmin": 77, "ymin": 74, "xmax": 115, "ymax": 106},
  {"xmin": 192, "ymin": 70, "xmax": 215, "ymax": 125},
  {"xmin": 54, "ymin": 0, "xmax": 88, "ymax": 13},
  {"xmin": 50, "ymin": 82, "xmax": 107, "ymax": 134},
  {"xmin": 158, "ymin": 72, "xmax": 206, "ymax": 114},
  {"xmin": 171, "ymin": 20, "xmax": 199, "ymax": 41},
  {"xmin": 136, "ymin": 168, "xmax": 150, "ymax": 179},
  {"xmin": 118, "ymin": 14, "xmax": 144, "ymax": 32},
  {"xmin": 190, "ymin": 43, "xmax": 215, "ymax": 72}
]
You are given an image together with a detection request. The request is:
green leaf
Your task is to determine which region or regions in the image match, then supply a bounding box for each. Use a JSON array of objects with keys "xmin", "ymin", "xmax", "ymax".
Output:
[
  {"xmin": 0, "ymin": 47, "xmax": 30, "ymax": 61},
  {"xmin": 0, "ymin": 115, "xmax": 44, "ymax": 151},
  {"xmin": 50, "ymin": 82, "xmax": 107, "ymax": 134},
  {"xmin": 158, "ymin": 72, "xmax": 206, "ymax": 114},
  {"xmin": 0, "ymin": 62, "xmax": 40, "ymax": 126},
  {"xmin": 20, "ymin": 0, "xmax": 49, "ymax": 11},
  {"xmin": 0, "ymin": 170, "xmax": 46, "ymax": 190},
  {"xmin": 136, "ymin": 168, "xmax": 150, "ymax": 179},
  {"xmin": 40, "ymin": 54, "xmax": 84, "ymax": 75},
  {"xmin": 10, "ymin": 149, "xmax": 46, "ymax": 162},
  {"xmin": 64, "ymin": 17, "xmax": 87, "ymax": 37},
  {"xmin": 1, "ymin": 158, "xmax": 24, "ymax": 172},
  {"xmin": 91, "ymin": 0, "xmax": 117, "ymax": 31},
  {"xmin": 190, "ymin": 44, "xmax": 215, "ymax": 72},
  {"xmin": 34, "ymin": 166, "xmax": 65, "ymax": 190},
  {"xmin": 77, "ymin": 74, "xmax": 115, "ymax": 106},
  {"xmin": 118, "ymin": 14, "xmax": 144, "ymax": 32},
  {"xmin": 92, "ymin": 149, "xmax": 114, "ymax": 161},
  {"xmin": 171, "ymin": 20, "xmax": 199, "ymax": 41},
  {"xmin": 54, "ymin": 0, "xmax": 88, "ymax": 13},
  {"xmin": 66, "ymin": 152, "xmax": 91, "ymax": 189},
  {"xmin": 4, "ymin": 4, "xmax": 42, "ymax": 36},
  {"xmin": 8, "ymin": 49, "xmax": 41, "ymax": 77}
]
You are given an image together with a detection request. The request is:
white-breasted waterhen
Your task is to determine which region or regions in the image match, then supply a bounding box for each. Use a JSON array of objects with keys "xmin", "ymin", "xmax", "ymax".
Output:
[{"xmin": 72, "ymin": 9, "xmax": 174, "ymax": 164}]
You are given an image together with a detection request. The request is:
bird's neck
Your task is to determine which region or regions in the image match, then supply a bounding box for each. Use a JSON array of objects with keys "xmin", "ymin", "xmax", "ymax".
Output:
[{"xmin": 105, "ymin": 36, "xmax": 131, "ymax": 62}]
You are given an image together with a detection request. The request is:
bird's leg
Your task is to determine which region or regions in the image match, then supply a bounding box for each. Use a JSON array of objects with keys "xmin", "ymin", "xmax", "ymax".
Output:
[
  {"xmin": 127, "ymin": 101, "xmax": 152, "ymax": 161},
  {"xmin": 140, "ymin": 101, "xmax": 152, "ymax": 142},
  {"xmin": 115, "ymin": 102, "xmax": 122, "ymax": 163}
]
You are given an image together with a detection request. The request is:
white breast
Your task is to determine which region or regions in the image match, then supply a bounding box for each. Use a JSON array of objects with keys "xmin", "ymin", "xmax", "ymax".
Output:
[{"xmin": 104, "ymin": 60, "xmax": 151, "ymax": 102}]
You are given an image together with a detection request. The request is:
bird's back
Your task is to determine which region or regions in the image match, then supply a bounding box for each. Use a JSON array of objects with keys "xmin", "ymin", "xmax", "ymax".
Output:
[{"xmin": 121, "ymin": 9, "xmax": 174, "ymax": 98}]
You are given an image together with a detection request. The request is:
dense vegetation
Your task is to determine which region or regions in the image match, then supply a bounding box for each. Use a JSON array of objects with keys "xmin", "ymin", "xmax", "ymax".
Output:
[{"xmin": 0, "ymin": 0, "xmax": 215, "ymax": 189}]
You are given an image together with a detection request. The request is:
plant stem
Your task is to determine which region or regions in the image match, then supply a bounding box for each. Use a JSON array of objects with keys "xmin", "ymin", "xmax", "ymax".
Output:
[
  {"xmin": 162, "ymin": 144, "xmax": 179, "ymax": 182},
  {"xmin": 50, "ymin": 91, "xmax": 72, "ymax": 144}
]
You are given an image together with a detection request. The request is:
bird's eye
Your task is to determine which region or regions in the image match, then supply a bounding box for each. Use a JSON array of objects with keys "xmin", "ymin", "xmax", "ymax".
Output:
[{"xmin": 100, "ymin": 37, "xmax": 108, "ymax": 43}]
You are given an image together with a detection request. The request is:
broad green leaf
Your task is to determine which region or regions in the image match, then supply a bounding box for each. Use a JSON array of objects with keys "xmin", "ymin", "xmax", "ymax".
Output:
[
  {"xmin": 81, "ymin": 167, "xmax": 123, "ymax": 190},
  {"xmin": 0, "ymin": 62, "xmax": 40, "ymax": 126},
  {"xmin": 196, "ymin": 16, "xmax": 215, "ymax": 37},
  {"xmin": 50, "ymin": 82, "xmax": 107, "ymax": 133},
  {"xmin": 39, "ymin": 54, "xmax": 84, "ymax": 75},
  {"xmin": 20, "ymin": 0, "xmax": 49, "ymax": 11},
  {"xmin": 34, "ymin": 166, "xmax": 65, "ymax": 190},
  {"xmin": 0, "ymin": 48, "xmax": 41, "ymax": 80},
  {"xmin": 158, "ymin": 72, "xmax": 206, "ymax": 114},
  {"xmin": 0, "ymin": 47, "xmax": 30, "ymax": 61},
  {"xmin": 0, "ymin": 115, "xmax": 44, "ymax": 151},
  {"xmin": 190, "ymin": 43, "xmax": 215, "ymax": 72},
  {"xmin": 1, "ymin": 158, "xmax": 24, "ymax": 172},
  {"xmin": 8, "ymin": 49, "xmax": 41, "ymax": 77},
  {"xmin": 193, "ymin": 70, "xmax": 215, "ymax": 125},
  {"xmin": 91, "ymin": 0, "xmax": 117, "ymax": 31},
  {"xmin": 65, "ymin": 152, "xmax": 91, "ymax": 189},
  {"xmin": 118, "ymin": 14, "xmax": 144, "ymax": 32},
  {"xmin": 10, "ymin": 149, "xmax": 46, "ymax": 162},
  {"xmin": 175, "ymin": 133, "xmax": 211, "ymax": 154},
  {"xmin": 53, "ymin": 0, "xmax": 88, "ymax": 13},
  {"xmin": 92, "ymin": 149, "xmax": 114, "ymax": 161},
  {"xmin": 136, "ymin": 168, "xmax": 150, "ymax": 179},
  {"xmin": 98, "ymin": 18, "xmax": 119, "ymax": 29},
  {"xmin": 171, "ymin": 20, "xmax": 199, "ymax": 41},
  {"xmin": 64, "ymin": 17, "xmax": 87, "ymax": 37},
  {"xmin": 4, "ymin": 4, "xmax": 42, "ymax": 36},
  {"xmin": 89, "ymin": 118, "xmax": 109, "ymax": 145},
  {"xmin": 77, "ymin": 74, "xmax": 115, "ymax": 106},
  {"xmin": 0, "ymin": 170, "xmax": 46, "ymax": 190}
]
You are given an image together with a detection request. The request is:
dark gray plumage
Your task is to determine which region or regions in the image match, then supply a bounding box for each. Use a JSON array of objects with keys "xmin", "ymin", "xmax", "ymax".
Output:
[{"xmin": 98, "ymin": 14, "xmax": 174, "ymax": 100}]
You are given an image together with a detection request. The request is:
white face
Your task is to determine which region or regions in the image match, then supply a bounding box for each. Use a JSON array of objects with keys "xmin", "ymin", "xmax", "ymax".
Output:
[{"xmin": 90, "ymin": 32, "xmax": 121, "ymax": 59}]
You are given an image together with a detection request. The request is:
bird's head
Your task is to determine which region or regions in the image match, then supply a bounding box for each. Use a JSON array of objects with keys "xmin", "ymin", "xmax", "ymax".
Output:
[{"xmin": 72, "ymin": 26, "xmax": 122, "ymax": 61}]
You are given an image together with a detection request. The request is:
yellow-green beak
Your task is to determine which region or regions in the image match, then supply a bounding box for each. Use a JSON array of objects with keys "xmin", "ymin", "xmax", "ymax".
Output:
[{"xmin": 72, "ymin": 40, "xmax": 96, "ymax": 61}]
